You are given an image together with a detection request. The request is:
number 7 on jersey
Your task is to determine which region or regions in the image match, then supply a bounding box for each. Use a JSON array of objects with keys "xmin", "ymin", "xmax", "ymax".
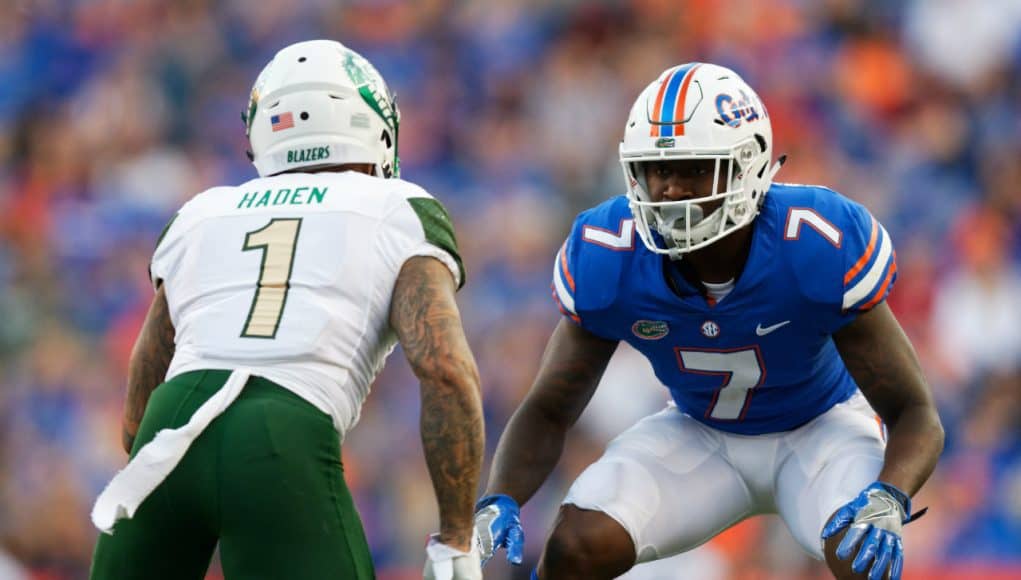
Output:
[
  {"xmin": 241, "ymin": 218, "xmax": 303, "ymax": 338},
  {"xmin": 677, "ymin": 347, "xmax": 765, "ymax": 421}
]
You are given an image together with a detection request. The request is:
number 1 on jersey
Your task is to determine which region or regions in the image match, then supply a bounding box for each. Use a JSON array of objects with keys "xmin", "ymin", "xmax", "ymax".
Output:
[{"xmin": 241, "ymin": 218, "xmax": 303, "ymax": 338}]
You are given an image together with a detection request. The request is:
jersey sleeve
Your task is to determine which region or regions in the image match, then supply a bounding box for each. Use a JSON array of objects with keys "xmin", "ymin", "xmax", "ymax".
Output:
[
  {"xmin": 807, "ymin": 197, "xmax": 897, "ymax": 331},
  {"xmin": 784, "ymin": 188, "xmax": 897, "ymax": 332},
  {"xmin": 405, "ymin": 196, "xmax": 465, "ymax": 289},
  {"xmin": 380, "ymin": 186, "xmax": 465, "ymax": 290},
  {"xmin": 839, "ymin": 202, "xmax": 897, "ymax": 315},
  {"xmin": 552, "ymin": 233, "xmax": 581, "ymax": 325},
  {"xmin": 551, "ymin": 202, "xmax": 628, "ymax": 338},
  {"xmin": 149, "ymin": 212, "xmax": 181, "ymax": 290}
]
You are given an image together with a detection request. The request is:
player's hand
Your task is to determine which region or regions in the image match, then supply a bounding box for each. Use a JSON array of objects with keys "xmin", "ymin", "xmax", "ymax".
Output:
[
  {"xmin": 821, "ymin": 481, "xmax": 923, "ymax": 580},
  {"xmin": 473, "ymin": 494, "xmax": 524, "ymax": 566},
  {"xmin": 423, "ymin": 534, "xmax": 482, "ymax": 580}
]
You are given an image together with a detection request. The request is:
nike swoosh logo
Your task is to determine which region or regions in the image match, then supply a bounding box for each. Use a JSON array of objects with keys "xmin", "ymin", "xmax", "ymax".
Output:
[{"xmin": 756, "ymin": 320, "xmax": 791, "ymax": 336}]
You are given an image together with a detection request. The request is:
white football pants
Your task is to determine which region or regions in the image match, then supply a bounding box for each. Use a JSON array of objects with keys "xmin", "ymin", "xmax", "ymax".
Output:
[{"xmin": 563, "ymin": 392, "xmax": 885, "ymax": 562}]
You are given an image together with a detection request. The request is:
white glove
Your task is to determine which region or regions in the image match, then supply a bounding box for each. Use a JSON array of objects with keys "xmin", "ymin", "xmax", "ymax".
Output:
[{"xmin": 423, "ymin": 534, "xmax": 482, "ymax": 580}]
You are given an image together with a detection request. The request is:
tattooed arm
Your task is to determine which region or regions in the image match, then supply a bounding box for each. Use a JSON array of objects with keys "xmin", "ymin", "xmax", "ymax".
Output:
[
  {"xmin": 122, "ymin": 284, "xmax": 176, "ymax": 454},
  {"xmin": 390, "ymin": 256, "xmax": 484, "ymax": 552},
  {"xmin": 834, "ymin": 302, "xmax": 944, "ymax": 495},
  {"xmin": 485, "ymin": 319, "xmax": 618, "ymax": 504}
]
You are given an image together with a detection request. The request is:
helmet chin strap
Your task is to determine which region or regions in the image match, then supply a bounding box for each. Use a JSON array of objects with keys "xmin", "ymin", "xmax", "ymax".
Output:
[
  {"xmin": 768, "ymin": 155, "xmax": 786, "ymax": 181},
  {"xmin": 657, "ymin": 203, "xmax": 704, "ymax": 232},
  {"xmin": 659, "ymin": 203, "xmax": 727, "ymax": 252}
]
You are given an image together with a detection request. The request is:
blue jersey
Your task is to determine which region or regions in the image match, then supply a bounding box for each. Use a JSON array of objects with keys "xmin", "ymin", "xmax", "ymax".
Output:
[{"xmin": 552, "ymin": 183, "xmax": 897, "ymax": 435}]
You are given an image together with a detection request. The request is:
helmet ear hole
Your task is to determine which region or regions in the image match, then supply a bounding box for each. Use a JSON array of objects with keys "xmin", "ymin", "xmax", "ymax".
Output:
[{"xmin": 381, "ymin": 130, "xmax": 392, "ymax": 148}]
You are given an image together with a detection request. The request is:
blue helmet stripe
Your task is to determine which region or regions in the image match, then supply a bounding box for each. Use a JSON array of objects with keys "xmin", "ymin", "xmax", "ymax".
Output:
[{"xmin": 658, "ymin": 63, "xmax": 696, "ymax": 137}]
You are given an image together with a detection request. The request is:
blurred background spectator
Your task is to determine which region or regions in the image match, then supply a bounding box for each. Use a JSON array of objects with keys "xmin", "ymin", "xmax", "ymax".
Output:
[{"xmin": 1, "ymin": 1, "xmax": 1019, "ymax": 578}]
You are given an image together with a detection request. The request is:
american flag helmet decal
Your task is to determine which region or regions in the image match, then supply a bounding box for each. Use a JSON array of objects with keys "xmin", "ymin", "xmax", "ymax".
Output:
[{"xmin": 271, "ymin": 112, "xmax": 294, "ymax": 132}]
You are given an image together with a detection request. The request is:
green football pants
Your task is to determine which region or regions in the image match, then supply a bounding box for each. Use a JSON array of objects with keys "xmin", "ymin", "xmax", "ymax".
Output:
[{"xmin": 90, "ymin": 369, "xmax": 375, "ymax": 580}]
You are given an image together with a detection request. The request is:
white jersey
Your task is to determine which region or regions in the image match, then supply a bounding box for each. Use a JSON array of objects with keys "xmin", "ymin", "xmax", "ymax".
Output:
[{"xmin": 151, "ymin": 170, "xmax": 463, "ymax": 440}]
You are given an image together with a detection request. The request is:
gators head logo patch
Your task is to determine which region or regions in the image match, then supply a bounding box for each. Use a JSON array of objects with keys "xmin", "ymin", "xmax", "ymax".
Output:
[{"xmin": 632, "ymin": 320, "xmax": 669, "ymax": 340}]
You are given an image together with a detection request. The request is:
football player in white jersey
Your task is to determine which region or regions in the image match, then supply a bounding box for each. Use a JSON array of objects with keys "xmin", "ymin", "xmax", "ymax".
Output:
[{"xmin": 89, "ymin": 40, "xmax": 484, "ymax": 580}]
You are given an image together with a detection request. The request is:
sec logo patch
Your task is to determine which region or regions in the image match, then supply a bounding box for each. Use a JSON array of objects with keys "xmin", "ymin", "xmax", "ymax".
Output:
[{"xmin": 701, "ymin": 320, "xmax": 720, "ymax": 338}]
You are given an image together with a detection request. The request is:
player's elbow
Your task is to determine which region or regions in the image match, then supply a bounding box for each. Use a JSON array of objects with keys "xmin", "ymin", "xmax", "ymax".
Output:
[
  {"xmin": 898, "ymin": 400, "xmax": 944, "ymax": 454},
  {"xmin": 415, "ymin": 355, "xmax": 481, "ymax": 399},
  {"xmin": 515, "ymin": 394, "xmax": 575, "ymax": 435},
  {"xmin": 916, "ymin": 398, "xmax": 944, "ymax": 441},
  {"xmin": 930, "ymin": 410, "xmax": 946, "ymax": 454}
]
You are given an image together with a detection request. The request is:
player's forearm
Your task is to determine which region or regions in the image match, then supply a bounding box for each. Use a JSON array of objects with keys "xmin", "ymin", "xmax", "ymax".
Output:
[
  {"xmin": 833, "ymin": 303, "xmax": 943, "ymax": 497},
  {"xmin": 420, "ymin": 367, "xmax": 484, "ymax": 551},
  {"xmin": 122, "ymin": 287, "xmax": 176, "ymax": 453},
  {"xmin": 390, "ymin": 257, "xmax": 485, "ymax": 549},
  {"xmin": 485, "ymin": 320, "xmax": 617, "ymax": 504},
  {"xmin": 486, "ymin": 400, "xmax": 571, "ymax": 505},
  {"xmin": 389, "ymin": 257, "xmax": 484, "ymax": 549},
  {"xmin": 877, "ymin": 402, "xmax": 944, "ymax": 496}
]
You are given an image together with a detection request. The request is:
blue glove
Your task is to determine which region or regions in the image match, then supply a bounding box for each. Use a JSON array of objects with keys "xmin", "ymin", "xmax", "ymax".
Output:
[
  {"xmin": 473, "ymin": 494, "xmax": 524, "ymax": 566},
  {"xmin": 821, "ymin": 481, "xmax": 925, "ymax": 580}
]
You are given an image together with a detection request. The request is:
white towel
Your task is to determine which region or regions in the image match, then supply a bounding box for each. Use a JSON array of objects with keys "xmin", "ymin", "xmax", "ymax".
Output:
[{"xmin": 91, "ymin": 368, "xmax": 252, "ymax": 534}]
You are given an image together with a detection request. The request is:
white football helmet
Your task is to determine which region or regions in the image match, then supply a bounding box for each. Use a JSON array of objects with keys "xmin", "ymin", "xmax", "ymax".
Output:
[
  {"xmin": 620, "ymin": 63, "xmax": 782, "ymax": 257},
  {"xmin": 245, "ymin": 40, "xmax": 400, "ymax": 178}
]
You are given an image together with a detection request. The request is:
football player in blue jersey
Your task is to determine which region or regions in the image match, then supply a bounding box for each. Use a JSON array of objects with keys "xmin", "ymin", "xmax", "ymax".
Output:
[{"xmin": 473, "ymin": 63, "xmax": 943, "ymax": 580}]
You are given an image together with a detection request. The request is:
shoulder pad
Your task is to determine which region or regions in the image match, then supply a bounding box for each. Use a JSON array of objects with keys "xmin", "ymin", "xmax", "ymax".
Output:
[
  {"xmin": 389, "ymin": 178, "xmax": 434, "ymax": 201},
  {"xmin": 177, "ymin": 185, "xmax": 241, "ymax": 217},
  {"xmin": 149, "ymin": 185, "xmax": 233, "ymax": 290}
]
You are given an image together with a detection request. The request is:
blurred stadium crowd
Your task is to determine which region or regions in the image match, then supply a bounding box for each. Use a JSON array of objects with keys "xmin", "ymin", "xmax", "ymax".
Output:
[{"xmin": 1, "ymin": 1, "xmax": 1019, "ymax": 578}]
